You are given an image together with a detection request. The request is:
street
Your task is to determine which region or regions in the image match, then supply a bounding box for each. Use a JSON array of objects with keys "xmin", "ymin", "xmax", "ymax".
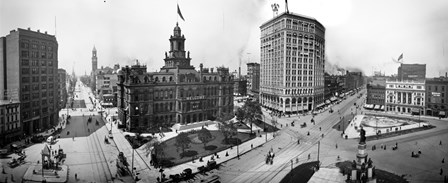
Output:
[{"xmin": 213, "ymin": 90, "xmax": 448, "ymax": 183}]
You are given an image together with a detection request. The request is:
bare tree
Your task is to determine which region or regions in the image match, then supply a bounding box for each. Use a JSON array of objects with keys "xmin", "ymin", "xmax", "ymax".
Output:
[
  {"xmin": 198, "ymin": 127, "xmax": 213, "ymax": 147},
  {"xmin": 242, "ymin": 100, "xmax": 262, "ymax": 134},
  {"xmin": 175, "ymin": 132, "xmax": 191, "ymax": 153}
]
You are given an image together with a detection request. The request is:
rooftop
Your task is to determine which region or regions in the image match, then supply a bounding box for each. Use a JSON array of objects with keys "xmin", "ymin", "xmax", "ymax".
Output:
[
  {"xmin": 260, "ymin": 12, "xmax": 325, "ymax": 29},
  {"xmin": 0, "ymin": 99, "xmax": 20, "ymax": 106}
]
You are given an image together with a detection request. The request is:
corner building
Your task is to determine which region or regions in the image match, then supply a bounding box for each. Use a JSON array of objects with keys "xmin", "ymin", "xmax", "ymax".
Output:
[
  {"xmin": 260, "ymin": 13, "xmax": 325, "ymax": 114},
  {"xmin": 0, "ymin": 28, "xmax": 59, "ymax": 135},
  {"xmin": 117, "ymin": 24, "xmax": 234, "ymax": 132}
]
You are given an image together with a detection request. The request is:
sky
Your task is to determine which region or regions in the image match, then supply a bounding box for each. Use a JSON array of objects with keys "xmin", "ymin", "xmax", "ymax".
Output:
[{"xmin": 1, "ymin": 0, "xmax": 448, "ymax": 77}]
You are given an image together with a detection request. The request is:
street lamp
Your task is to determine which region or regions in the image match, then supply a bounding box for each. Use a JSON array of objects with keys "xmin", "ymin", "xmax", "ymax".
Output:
[
  {"xmin": 131, "ymin": 106, "xmax": 139, "ymax": 175},
  {"xmin": 263, "ymin": 115, "xmax": 267, "ymax": 142}
]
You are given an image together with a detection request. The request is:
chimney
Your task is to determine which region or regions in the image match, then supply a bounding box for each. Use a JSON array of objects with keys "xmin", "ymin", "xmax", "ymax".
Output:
[
  {"xmin": 238, "ymin": 66, "xmax": 241, "ymax": 79},
  {"xmin": 37, "ymin": 29, "xmax": 40, "ymax": 33},
  {"xmin": 27, "ymin": 27, "xmax": 31, "ymax": 30},
  {"xmin": 211, "ymin": 68, "xmax": 214, "ymax": 73},
  {"xmin": 45, "ymin": 31, "xmax": 47, "ymax": 34}
]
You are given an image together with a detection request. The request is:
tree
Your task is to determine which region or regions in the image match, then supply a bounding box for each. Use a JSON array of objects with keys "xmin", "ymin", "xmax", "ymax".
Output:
[
  {"xmin": 175, "ymin": 132, "xmax": 191, "ymax": 153},
  {"xmin": 219, "ymin": 122, "xmax": 238, "ymax": 144},
  {"xmin": 144, "ymin": 138, "xmax": 166, "ymax": 166},
  {"xmin": 235, "ymin": 107, "xmax": 245, "ymax": 123},
  {"xmin": 198, "ymin": 127, "xmax": 213, "ymax": 147},
  {"xmin": 242, "ymin": 100, "xmax": 263, "ymax": 134}
]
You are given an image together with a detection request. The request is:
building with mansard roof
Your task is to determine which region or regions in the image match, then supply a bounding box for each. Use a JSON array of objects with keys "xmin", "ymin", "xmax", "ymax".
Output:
[{"xmin": 117, "ymin": 23, "xmax": 234, "ymax": 132}]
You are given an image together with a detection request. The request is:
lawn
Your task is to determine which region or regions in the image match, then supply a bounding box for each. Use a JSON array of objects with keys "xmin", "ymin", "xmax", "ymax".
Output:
[{"xmin": 159, "ymin": 130, "xmax": 254, "ymax": 167}]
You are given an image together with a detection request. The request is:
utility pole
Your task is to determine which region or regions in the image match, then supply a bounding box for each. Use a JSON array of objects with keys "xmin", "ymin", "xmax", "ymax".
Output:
[{"xmin": 317, "ymin": 141, "xmax": 320, "ymax": 164}]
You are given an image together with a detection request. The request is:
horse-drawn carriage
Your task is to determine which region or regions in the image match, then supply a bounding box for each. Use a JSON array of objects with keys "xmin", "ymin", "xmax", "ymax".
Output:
[{"xmin": 300, "ymin": 122, "xmax": 307, "ymax": 128}]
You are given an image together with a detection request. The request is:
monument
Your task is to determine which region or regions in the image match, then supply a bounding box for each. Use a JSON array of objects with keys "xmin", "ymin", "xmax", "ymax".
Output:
[
  {"xmin": 350, "ymin": 126, "xmax": 376, "ymax": 182},
  {"xmin": 22, "ymin": 144, "xmax": 68, "ymax": 182}
]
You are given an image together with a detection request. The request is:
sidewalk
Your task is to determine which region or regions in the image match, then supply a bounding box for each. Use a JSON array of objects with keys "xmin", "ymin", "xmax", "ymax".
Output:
[{"xmin": 107, "ymin": 113, "xmax": 275, "ymax": 182}]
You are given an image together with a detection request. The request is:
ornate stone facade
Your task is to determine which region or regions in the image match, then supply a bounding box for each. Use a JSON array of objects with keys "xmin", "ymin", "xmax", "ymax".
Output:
[{"xmin": 117, "ymin": 24, "xmax": 234, "ymax": 132}]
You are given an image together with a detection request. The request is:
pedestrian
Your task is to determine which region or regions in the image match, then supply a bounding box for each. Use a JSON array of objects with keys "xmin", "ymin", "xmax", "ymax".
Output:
[
  {"xmin": 440, "ymin": 140, "xmax": 443, "ymax": 146},
  {"xmin": 443, "ymin": 158, "xmax": 445, "ymax": 163},
  {"xmin": 251, "ymin": 144, "xmax": 253, "ymax": 149},
  {"xmin": 418, "ymin": 148, "xmax": 421, "ymax": 154},
  {"xmin": 441, "ymin": 168, "xmax": 443, "ymax": 175},
  {"xmin": 336, "ymin": 144, "xmax": 338, "ymax": 149},
  {"xmin": 308, "ymin": 154, "xmax": 311, "ymax": 160}
]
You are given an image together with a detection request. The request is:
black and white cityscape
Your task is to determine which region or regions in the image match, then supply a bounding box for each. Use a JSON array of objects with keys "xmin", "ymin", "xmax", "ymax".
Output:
[{"xmin": 1, "ymin": 0, "xmax": 448, "ymax": 182}]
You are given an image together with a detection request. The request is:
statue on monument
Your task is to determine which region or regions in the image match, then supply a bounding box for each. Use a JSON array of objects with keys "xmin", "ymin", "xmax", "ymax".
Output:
[{"xmin": 360, "ymin": 127, "xmax": 366, "ymax": 144}]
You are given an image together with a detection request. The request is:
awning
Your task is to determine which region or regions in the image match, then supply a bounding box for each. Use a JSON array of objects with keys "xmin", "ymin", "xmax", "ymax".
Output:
[
  {"xmin": 330, "ymin": 97, "xmax": 337, "ymax": 102},
  {"xmin": 325, "ymin": 100, "xmax": 330, "ymax": 104},
  {"xmin": 374, "ymin": 105, "xmax": 380, "ymax": 110},
  {"xmin": 316, "ymin": 103, "xmax": 325, "ymax": 108},
  {"xmin": 411, "ymin": 108, "xmax": 421, "ymax": 113},
  {"xmin": 440, "ymin": 111, "xmax": 446, "ymax": 116},
  {"xmin": 380, "ymin": 105, "xmax": 385, "ymax": 110}
]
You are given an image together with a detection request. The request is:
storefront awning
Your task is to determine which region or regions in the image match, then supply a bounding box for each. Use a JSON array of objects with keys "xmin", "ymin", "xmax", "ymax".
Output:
[
  {"xmin": 380, "ymin": 105, "xmax": 385, "ymax": 110},
  {"xmin": 440, "ymin": 111, "xmax": 446, "ymax": 116},
  {"xmin": 325, "ymin": 100, "xmax": 330, "ymax": 104},
  {"xmin": 411, "ymin": 108, "xmax": 421, "ymax": 113},
  {"xmin": 330, "ymin": 97, "xmax": 337, "ymax": 101}
]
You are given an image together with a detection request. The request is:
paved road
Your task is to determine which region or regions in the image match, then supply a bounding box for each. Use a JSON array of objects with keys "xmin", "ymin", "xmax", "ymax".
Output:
[
  {"xmin": 57, "ymin": 81, "xmax": 121, "ymax": 183},
  {"xmin": 213, "ymin": 91, "xmax": 367, "ymax": 183}
]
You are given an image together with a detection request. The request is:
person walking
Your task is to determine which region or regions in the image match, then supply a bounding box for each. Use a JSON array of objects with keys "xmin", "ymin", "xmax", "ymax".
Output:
[{"xmin": 75, "ymin": 173, "xmax": 78, "ymax": 180}]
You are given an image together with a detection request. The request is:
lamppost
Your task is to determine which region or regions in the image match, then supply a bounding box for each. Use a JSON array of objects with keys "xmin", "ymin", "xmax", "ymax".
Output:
[
  {"xmin": 130, "ymin": 106, "xmax": 140, "ymax": 175},
  {"xmin": 263, "ymin": 115, "xmax": 267, "ymax": 142}
]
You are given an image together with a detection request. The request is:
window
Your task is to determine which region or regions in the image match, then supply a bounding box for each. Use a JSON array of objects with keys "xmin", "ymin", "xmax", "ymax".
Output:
[
  {"xmin": 22, "ymin": 77, "xmax": 30, "ymax": 83},
  {"xmin": 22, "ymin": 59, "xmax": 29, "ymax": 66},
  {"xmin": 21, "ymin": 51, "xmax": 29, "ymax": 57},
  {"xmin": 41, "ymin": 60, "xmax": 46, "ymax": 66},
  {"xmin": 21, "ymin": 85, "xmax": 30, "ymax": 92},
  {"xmin": 22, "ymin": 68, "xmax": 29, "ymax": 74},
  {"xmin": 31, "ymin": 68, "xmax": 38, "ymax": 74},
  {"xmin": 41, "ymin": 52, "xmax": 46, "ymax": 58}
]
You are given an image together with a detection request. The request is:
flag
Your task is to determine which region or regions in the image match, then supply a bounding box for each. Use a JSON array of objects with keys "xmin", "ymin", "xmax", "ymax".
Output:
[
  {"xmin": 397, "ymin": 53, "xmax": 403, "ymax": 62},
  {"xmin": 177, "ymin": 4, "xmax": 185, "ymax": 21}
]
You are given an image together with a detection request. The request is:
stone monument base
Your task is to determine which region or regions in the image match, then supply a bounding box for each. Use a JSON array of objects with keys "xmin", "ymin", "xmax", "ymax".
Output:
[{"xmin": 22, "ymin": 164, "xmax": 68, "ymax": 183}]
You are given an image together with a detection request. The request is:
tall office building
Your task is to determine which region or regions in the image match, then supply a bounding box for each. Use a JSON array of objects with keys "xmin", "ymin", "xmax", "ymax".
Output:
[
  {"xmin": 259, "ymin": 12, "xmax": 325, "ymax": 114},
  {"xmin": 247, "ymin": 62, "xmax": 260, "ymax": 99},
  {"xmin": 397, "ymin": 63, "xmax": 426, "ymax": 82},
  {"xmin": 0, "ymin": 28, "xmax": 59, "ymax": 135},
  {"xmin": 58, "ymin": 68, "xmax": 67, "ymax": 110}
]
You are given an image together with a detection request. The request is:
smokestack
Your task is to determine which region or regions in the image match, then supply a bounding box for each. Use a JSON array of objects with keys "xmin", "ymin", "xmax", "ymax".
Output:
[{"xmin": 238, "ymin": 67, "xmax": 241, "ymax": 79}]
